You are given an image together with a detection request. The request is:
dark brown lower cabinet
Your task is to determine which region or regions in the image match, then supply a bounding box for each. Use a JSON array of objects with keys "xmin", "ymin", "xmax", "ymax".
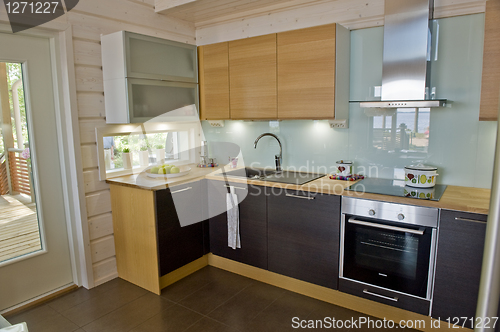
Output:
[
  {"xmin": 156, "ymin": 181, "xmax": 206, "ymax": 276},
  {"xmin": 432, "ymin": 209, "xmax": 492, "ymax": 329},
  {"xmin": 208, "ymin": 181, "xmax": 268, "ymax": 269},
  {"xmin": 267, "ymin": 190, "xmax": 340, "ymax": 289}
]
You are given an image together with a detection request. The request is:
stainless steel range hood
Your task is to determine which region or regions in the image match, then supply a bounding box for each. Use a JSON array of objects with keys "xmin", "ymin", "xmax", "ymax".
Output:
[{"xmin": 360, "ymin": 0, "xmax": 447, "ymax": 108}]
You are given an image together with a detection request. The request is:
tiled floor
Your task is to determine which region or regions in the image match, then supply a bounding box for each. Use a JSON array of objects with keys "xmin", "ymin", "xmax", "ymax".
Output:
[{"xmin": 6, "ymin": 267, "xmax": 417, "ymax": 332}]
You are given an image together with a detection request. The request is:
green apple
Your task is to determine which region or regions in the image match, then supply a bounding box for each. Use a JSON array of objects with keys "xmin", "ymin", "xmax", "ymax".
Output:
[
  {"xmin": 150, "ymin": 166, "xmax": 159, "ymax": 174},
  {"xmin": 170, "ymin": 166, "xmax": 180, "ymax": 174},
  {"xmin": 164, "ymin": 165, "xmax": 173, "ymax": 173},
  {"xmin": 158, "ymin": 167, "xmax": 167, "ymax": 174}
]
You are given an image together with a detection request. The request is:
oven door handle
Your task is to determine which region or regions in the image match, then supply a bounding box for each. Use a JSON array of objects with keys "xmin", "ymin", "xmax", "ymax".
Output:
[{"xmin": 348, "ymin": 217, "xmax": 424, "ymax": 235}]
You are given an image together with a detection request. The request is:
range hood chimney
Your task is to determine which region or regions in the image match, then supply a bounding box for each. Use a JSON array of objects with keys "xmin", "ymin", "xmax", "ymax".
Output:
[{"xmin": 360, "ymin": 0, "xmax": 447, "ymax": 108}]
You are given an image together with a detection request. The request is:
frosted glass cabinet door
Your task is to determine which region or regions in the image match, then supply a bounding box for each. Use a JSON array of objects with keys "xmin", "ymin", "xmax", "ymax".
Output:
[
  {"xmin": 127, "ymin": 79, "xmax": 199, "ymax": 123},
  {"xmin": 125, "ymin": 32, "xmax": 198, "ymax": 83}
]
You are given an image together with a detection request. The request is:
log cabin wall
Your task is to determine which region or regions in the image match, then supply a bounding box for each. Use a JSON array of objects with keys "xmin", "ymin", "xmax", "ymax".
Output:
[{"xmin": 65, "ymin": 0, "xmax": 195, "ymax": 287}]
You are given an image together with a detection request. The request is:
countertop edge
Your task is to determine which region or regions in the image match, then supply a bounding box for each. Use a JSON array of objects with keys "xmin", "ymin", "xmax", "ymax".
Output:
[{"xmin": 106, "ymin": 170, "xmax": 491, "ymax": 215}]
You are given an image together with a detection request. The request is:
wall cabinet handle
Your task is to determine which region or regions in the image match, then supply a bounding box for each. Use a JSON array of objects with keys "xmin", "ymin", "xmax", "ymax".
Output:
[
  {"xmin": 285, "ymin": 193, "xmax": 315, "ymax": 200},
  {"xmin": 454, "ymin": 217, "xmax": 486, "ymax": 224},
  {"xmin": 224, "ymin": 185, "xmax": 247, "ymax": 190},
  {"xmin": 170, "ymin": 186, "xmax": 192, "ymax": 194},
  {"xmin": 363, "ymin": 289, "xmax": 399, "ymax": 302}
]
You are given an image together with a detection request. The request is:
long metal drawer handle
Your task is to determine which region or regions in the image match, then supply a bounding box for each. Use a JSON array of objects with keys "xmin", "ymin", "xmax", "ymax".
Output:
[
  {"xmin": 363, "ymin": 289, "xmax": 399, "ymax": 302},
  {"xmin": 455, "ymin": 217, "xmax": 486, "ymax": 224},
  {"xmin": 170, "ymin": 187, "xmax": 192, "ymax": 194},
  {"xmin": 224, "ymin": 185, "xmax": 247, "ymax": 190},
  {"xmin": 348, "ymin": 217, "xmax": 424, "ymax": 235},
  {"xmin": 285, "ymin": 193, "xmax": 315, "ymax": 200}
]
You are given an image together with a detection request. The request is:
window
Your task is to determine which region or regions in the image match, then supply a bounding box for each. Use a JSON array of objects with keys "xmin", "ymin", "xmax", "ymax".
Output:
[{"xmin": 96, "ymin": 122, "xmax": 201, "ymax": 180}]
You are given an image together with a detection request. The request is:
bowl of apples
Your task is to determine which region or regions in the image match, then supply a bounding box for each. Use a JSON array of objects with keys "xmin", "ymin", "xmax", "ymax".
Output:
[{"xmin": 145, "ymin": 164, "xmax": 191, "ymax": 178}]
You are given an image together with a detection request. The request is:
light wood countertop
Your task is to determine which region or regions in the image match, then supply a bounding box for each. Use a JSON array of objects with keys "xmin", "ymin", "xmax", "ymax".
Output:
[
  {"xmin": 106, "ymin": 165, "xmax": 491, "ymax": 215},
  {"xmin": 105, "ymin": 164, "xmax": 223, "ymax": 191}
]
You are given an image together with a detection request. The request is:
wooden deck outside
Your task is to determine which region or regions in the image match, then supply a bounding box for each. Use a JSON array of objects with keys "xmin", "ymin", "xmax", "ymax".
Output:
[{"xmin": 0, "ymin": 194, "xmax": 41, "ymax": 263}]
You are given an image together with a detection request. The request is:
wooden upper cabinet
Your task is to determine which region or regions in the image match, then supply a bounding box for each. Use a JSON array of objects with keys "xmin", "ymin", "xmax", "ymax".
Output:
[
  {"xmin": 480, "ymin": 0, "xmax": 500, "ymax": 121},
  {"xmin": 198, "ymin": 42, "xmax": 230, "ymax": 120},
  {"xmin": 229, "ymin": 34, "xmax": 277, "ymax": 119},
  {"xmin": 277, "ymin": 24, "xmax": 336, "ymax": 119},
  {"xmin": 198, "ymin": 24, "xmax": 349, "ymax": 120}
]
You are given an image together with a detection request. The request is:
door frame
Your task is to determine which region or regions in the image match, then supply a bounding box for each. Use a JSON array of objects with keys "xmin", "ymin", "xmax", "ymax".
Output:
[{"xmin": 0, "ymin": 22, "xmax": 94, "ymax": 301}]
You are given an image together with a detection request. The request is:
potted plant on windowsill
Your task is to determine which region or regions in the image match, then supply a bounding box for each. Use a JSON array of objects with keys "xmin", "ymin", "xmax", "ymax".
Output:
[
  {"xmin": 155, "ymin": 144, "xmax": 165, "ymax": 163},
  {"xmin": 139, "ymin": 144, "xmax": 150, "ymax": 167},
  {"xmin": 122, "ymin": 147, "xmax": 132, "ymax": 169}
]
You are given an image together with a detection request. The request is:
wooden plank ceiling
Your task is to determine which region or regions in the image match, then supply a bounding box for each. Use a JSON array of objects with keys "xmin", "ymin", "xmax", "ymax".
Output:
[
  {"xmin": 155, "ymin": 0, "xmax": 333, "ymax": 25},
  {"xmin": 155, "ymin": 0, "xmax": 486, "ymax": 29}
]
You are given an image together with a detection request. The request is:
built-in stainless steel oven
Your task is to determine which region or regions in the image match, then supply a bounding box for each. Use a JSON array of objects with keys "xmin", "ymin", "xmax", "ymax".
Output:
[{"xmin": 339, "ymin": 197, "xmax": 439, "ymax": 315}]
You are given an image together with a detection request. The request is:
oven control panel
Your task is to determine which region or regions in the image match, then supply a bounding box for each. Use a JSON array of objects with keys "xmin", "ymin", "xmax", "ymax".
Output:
[{"xmin": 341, "ymin": 197, "xmax": 439, "ymax": 228}]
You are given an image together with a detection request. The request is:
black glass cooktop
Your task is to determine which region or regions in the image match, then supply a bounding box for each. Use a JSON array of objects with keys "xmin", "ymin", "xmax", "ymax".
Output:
[{"xmin": 344, "ymin": 178, "xmax": 447, "ymax": 201}]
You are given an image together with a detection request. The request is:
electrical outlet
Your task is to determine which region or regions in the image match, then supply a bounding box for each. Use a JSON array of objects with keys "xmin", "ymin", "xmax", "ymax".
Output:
[
  {"xmin": 328, "ymin": 119, "xmax": 348, "ymax": 129},
  {"xmin": 208, "ymin": 120, "xmax": 225, "ymax": 127}
]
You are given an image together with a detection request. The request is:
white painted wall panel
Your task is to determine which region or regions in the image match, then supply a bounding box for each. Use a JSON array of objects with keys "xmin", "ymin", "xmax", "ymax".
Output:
[
  {"xmin": 80, "ymin": 145, "xmax": 99, "ymax": 169},
  {"xmin": 90, "ymin": 235, "xmax": 116, "ymax": 263},
  {"xmin": 75, "ymin": 66, "xmax": 104, "ymax": 92},
  {"xmin": 88, "ymin": 213, "xmax": 114, "ymax": 241},
  {"xmin": 83, "ymin": 169, "xmax": 110, "ymax": 193},
  {"xmin": 93, "ymin": 257, "xmax": 118, "ymax": 286},
  {"xmin": 86, "ymin": 190, "xmax": 112, "ymax": 217},
  {"xmin": 73, "ymin": 40, "xmax": 102, "ymax": 67},
  {"xmin": 77, "ymin": 92, "xmax": 106, "ymax": 118},
  {"xmin": 79, "ymin": 119, "xmax": 106, "ymax": 144}
]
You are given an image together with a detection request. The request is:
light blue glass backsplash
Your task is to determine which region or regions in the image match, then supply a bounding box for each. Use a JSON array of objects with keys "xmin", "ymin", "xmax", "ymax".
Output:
[{"xmin": 202, "ymin": 14, "xmax": 498, "ymax": 189}]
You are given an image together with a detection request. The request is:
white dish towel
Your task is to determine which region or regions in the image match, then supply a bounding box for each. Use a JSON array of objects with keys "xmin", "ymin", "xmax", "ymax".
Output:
[{"xmin": 227, "ymin": 186, "xmax": 241, "ymax": 249}]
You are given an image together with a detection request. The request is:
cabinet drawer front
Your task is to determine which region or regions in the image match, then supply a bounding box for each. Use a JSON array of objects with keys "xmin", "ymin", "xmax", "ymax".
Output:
[
  {"xmin": 440, "ymin": 209, "xmax": 487, "ymax": 224},
  {"xmin": 339, "ymin": 278, "xmax": 430, "ymax": 315},
  {"xmin": 268, "ymin": 191, "xmax": 340, "ymax": 289},
  {"xmin": 208, "ymin": 181, "xmax": 268, "ymax": 269},
  {"xmin": 126, "ymin": 32, "xmax": 197, "ymax": 83},
  {"xmin": 157, "ymin": 182, "xmax": 203, "ymax": 229}
]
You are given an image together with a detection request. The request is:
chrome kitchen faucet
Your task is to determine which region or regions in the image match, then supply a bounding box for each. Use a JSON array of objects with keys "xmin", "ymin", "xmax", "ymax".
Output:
[{"xmin": 254, "ymin": 133, "xmax": 282, "ymax": 173}]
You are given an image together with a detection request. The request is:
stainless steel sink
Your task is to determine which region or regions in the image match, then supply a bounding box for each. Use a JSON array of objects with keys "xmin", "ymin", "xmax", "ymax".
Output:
[
  {"xmin": 264, "ymin": 170, "xmax": 324, "ymax": 185},
  {"xmin": 219, "ymin": 167, "xmax": 324, "ymax": 185},
  {"xmin": 220, "ymin": 167, "xmax": 276, "ymax": 180}
]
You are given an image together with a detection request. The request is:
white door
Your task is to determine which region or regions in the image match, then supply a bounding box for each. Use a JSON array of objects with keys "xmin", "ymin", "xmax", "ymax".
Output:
[{"xmin": 0, "ymin": 32, "xmax": 73, "ymax": 310}]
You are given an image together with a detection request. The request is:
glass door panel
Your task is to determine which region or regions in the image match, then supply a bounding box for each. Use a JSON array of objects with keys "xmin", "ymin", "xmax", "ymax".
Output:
[
  {"xmin": 126, "ymin": 32, "xmax": 197, "ymax": 83},
  {"xmin": 127, "ymin": 78, "xmax": 199, "ymax": 123},
  {"xmin": 0, "ymin": 62, "xmax": 41, "ymax": 264}
]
